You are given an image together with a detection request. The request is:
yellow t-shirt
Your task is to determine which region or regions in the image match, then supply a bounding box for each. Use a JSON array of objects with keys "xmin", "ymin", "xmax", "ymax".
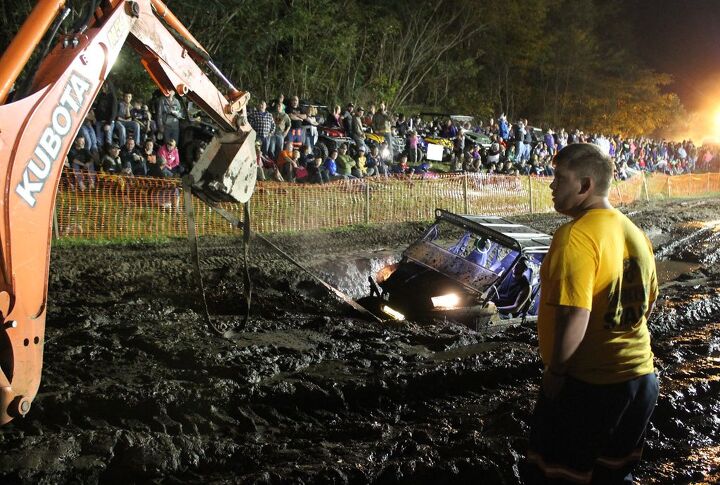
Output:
[{"xmin": 537, "ymin": 208, "xmax": 657, "ymax": 384}]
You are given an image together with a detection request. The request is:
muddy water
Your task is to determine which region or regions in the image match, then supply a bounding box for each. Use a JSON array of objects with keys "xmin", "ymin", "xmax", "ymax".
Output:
[{"xmin": 0, "ymin": 200, "xmax": 717, "ymax": 483}]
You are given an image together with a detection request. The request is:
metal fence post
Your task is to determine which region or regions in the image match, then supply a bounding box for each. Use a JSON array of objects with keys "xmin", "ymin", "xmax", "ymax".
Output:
[
  {"xmin": 463, "ymin": 173, "xmax": 469, "ymax": 214},
  {"xmin": 527, "ymin": 175, "xmax": 534, "ymax": 214},
  {"xmin": 365, "ymin": 181, "xmax": 370, "ymax": 224}
]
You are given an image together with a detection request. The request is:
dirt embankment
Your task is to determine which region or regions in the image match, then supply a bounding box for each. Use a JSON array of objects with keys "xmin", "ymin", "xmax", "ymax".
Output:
[{"xmin": 0, "ymin": 199, "xmax": 717, "ymax": 484}]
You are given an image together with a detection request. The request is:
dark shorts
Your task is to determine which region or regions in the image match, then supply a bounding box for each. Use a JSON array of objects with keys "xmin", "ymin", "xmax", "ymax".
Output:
[{"xmin": 522, "ymin": 372, "xmax": 659, "ymax": 485}]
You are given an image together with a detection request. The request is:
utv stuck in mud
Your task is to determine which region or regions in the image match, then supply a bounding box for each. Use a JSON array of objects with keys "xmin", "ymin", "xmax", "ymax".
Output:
[{"xmin": 358, "ymin": 209, "xmax": 551, "ymax": 329}]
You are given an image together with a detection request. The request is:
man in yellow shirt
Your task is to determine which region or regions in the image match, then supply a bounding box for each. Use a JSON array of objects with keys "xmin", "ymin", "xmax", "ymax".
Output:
[{"xmin": 523, "ymin": 143, "xmax": 659, "ymax": 484}]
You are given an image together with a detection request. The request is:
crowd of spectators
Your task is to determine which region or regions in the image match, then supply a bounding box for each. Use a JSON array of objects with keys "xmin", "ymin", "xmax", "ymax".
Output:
[
  {"xmin": 69, "ymin": 82, "xmax": 187, "ymax": 189},
  {"xmin": 69, "ymin": 82, "xmax": 717, "ymax": 189},
  {"xmin": 248, "ymin": 96, "xmax": 713, "ymax": 184}
]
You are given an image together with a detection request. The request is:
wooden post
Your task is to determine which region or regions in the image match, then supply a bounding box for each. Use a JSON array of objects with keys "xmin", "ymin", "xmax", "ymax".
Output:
[
  {"xmin": 463, "ymin": 173, "xmax": 469, "ymax": 214},
  {"xmin": 666, "ymin": 177, "xmax": 671, "ymax": 198},
  {"xmin": 643, "ymin": 174, "xmax": 650, "ymax": 202},
  {"xmin": 365, "ymin": 182, "xmax": 370, "ymax": 224},
  {"xmin": 527, "ymin": 174, "xmax": 534, "ymax": 214},
  {"xmin": 52, "ymin": 207, "xmax": 59, "ymax": 240}
]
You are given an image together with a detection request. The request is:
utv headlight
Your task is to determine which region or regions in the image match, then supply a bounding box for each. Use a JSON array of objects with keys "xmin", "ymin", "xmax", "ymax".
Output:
[
  {"xmin": 381, "ymin": 305, "xmax": 405, "ymax": 321},
  {"xmin": 431, "ymin": 293, "xmax": 460, "ymax": 309}
]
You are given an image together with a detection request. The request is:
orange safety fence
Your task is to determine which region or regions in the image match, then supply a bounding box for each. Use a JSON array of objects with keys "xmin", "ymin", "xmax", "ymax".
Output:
[{"xmin": 53, "ymin": 169, "xmax": 720, "ymax": 240}]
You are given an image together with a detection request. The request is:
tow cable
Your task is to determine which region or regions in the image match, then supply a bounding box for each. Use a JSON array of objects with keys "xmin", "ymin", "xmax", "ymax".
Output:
[{"xmin": 183, "ymin": 179, "xmax": 382, "ymax": 335}]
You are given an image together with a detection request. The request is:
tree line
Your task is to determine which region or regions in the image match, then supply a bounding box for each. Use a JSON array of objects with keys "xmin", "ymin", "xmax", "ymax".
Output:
[{"xmin": 1, "ymin": 0, "xmax": 684, "ymax": 137}]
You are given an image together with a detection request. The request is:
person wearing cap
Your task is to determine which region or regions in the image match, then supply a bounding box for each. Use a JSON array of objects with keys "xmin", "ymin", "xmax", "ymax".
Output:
[
  {"xmin": 352, "ymin": 145, "xmax": 368, "ymax": 178},
  {"xmin": 100, "ymin": 142, "xmax": 123, "ymax": 174},
  {"xmin": 544, "ymin": 129, "xmax": 557, "ymax": 157},
  {"xmin": 351, "ymin": 107, "xmax": 367, "ymax": 153},
  {"xmin": 341, "ymin": 103, "xmax": 355, "ymax": 133}
]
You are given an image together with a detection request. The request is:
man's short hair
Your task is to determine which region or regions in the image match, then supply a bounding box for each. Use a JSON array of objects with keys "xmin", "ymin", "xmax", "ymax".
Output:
[{"xmin": 553, "ymin": 143, "xmax": 613, "ymax": 195}]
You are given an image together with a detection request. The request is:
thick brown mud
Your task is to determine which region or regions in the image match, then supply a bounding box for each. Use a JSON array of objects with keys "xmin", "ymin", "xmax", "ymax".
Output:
[{"xmin": 0, "ymin": 199, "xmax": 718, "ymax": 484}]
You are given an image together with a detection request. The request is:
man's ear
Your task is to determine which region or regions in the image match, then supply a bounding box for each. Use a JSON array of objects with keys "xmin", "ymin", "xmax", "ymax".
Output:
[{"xmin": 578, "ymin": 176, "xmax": 592, "ymax": 194}]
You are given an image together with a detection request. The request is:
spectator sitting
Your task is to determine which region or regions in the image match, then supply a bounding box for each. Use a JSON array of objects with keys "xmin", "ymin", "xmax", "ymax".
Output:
[
  {"xmin": 70, "ymin": 136, "xmax": 96, "ymax": 190},
  {"xmin": 366, "ymin": 144, "xmax": 386, "ymax": 176},
  {"xmin": 414, "ymin": 160, "xmax": 432, "ymax": 174},
  {"xmin": 120, "ymin": 138, "xmax": 146, "ymax": 176},
  {"xmin": 463, "ymin": 151, "xmax": 480, "ymax": 172},
  {"xmin": 290, "ymin": 148, "xmax": 303, "ymax": 181},
  {"xmin": 322, "ymin": 148, "xmax": 342, "ymax": 180},
  {"xmin": 131, "ymin": 100, "xmax": 154, "ymax": 142},
  {"xmin": 298, "ymin": 144, "xmax": 313, "ymax": 168},
  {"xmin": 390, "ymin": 153, "xmax": 412, "ymax": 175},
  {"xmin": 499, "ymin": 160, "xmax": 517, "ymax": 175},
  {"xmin": 116, "ymin": 92, "xmax": 141, "ymax": 146},
  {"xmin": 335, "ymin": 144, "xmax": 356, "ymax": 179},
  {"xmin": 157, "ymin": 138, "xmax": 180, "ymax": 175},
  {"xmin": 307, "ymin": 154, "xmax": 328, "ymax": 184},
  {"xmin": 276, "ymin": 141, "xmax": 296, "ymax": 182},
  {"xmin": 352, "ymin": 145, "xmax": 368, "ymax": 178},
  {"xmin": 142, "ymin": 140, "xmax": 158, "ymax": 174},
  {"xmin": 148, "ymin": 154, "xmax": 173, "ymax": 178},
  {"xmin": 79, "ymin": 108, "xmax": 100, "ymax": 162},
  {"xmin": 486, "ymin": 141, "xmax": 501, "ymax": 166},
  {"xmin": 100, "ymin": 142, "xmax": 124, "ymax": 174}
]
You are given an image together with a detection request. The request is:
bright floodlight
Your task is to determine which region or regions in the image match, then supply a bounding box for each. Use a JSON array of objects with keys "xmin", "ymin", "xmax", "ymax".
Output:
[{"xmin": 431, "ymin": 293, "xmax": 461, "ymax": 309}]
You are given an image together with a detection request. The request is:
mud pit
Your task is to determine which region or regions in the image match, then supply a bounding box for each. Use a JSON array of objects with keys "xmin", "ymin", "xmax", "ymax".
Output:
[{"xmin": 0, "ymin": 199, "xmax": 719, "ymax": 484}]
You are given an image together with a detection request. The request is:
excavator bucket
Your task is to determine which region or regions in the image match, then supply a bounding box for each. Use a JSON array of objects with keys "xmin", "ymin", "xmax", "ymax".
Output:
[{"xmin": 189, "ymin": 128, "xmax": 258, "ymax": 203}]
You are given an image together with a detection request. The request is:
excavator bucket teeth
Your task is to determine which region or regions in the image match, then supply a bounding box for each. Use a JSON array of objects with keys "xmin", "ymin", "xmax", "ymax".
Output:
[{"xmin": 189, "ymin": 129, "xmax": 258, "ymax": 203}]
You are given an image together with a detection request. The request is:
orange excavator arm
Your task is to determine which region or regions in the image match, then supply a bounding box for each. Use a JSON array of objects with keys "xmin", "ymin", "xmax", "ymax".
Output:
[{"xmin": 0, "ymin": 0, "xmax": 257, "ymax": 424}]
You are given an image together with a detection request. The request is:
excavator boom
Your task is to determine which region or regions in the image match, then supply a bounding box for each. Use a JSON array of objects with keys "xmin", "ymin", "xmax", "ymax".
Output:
[{"xmin": 0, "ymin": 0, "xmax": 256, "ymax": 423}]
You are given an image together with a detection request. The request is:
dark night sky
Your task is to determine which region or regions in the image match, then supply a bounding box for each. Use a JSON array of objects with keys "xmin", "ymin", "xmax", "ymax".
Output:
[{"xmin": 629, "ymin": 0, "xmax": 720, "ymax": 111}]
